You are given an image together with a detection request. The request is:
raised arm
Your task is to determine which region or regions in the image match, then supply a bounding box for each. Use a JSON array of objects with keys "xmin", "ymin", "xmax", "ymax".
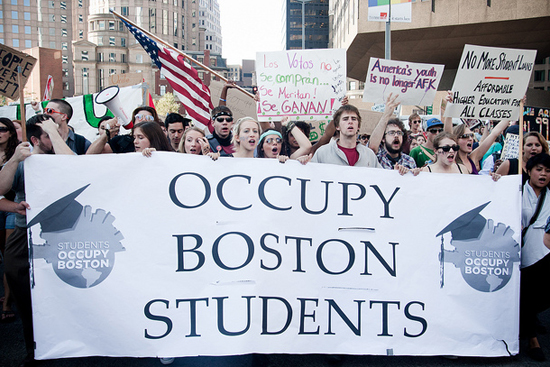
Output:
[
  {"xmin": 218, "ymin": 81, "xmax": 236, "ymax": 106},
  {"xmin": 39, "ymin": 118, "xmax": 75, "ymax": 155},
  {"xmin": 442, "ymin": 91, "xmax": 453, "ymax": 133},
  {"xmin": 281, "ymin": 117, "xmax": 312, "ymax": 159},
  {"xmin": 86, "ymin": 118, "xmax": 119, "ymax": 154},
  {"xmin": 471, "ymin": 119, "xmax": 511, "ymax": 164},
  {"xmin": 368, "ymin": 93, "xmax": 399, "ymax": 154}
]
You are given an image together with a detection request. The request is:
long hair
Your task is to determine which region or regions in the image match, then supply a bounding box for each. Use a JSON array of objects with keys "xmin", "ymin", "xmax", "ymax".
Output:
[
  {"xmin": 133, "ymin": 121, "xmax": 173, "ymax": 151},
  {"xmin": 524, "ymin": 131, "xmax": 549, "ymax": 155},
  {"xmin": 0, "ymin": 117, "xmax": 20, "ymax": 162},
  {"xmin": 231, "ymin": 117, "xmax": 261, "ymax": 148},
  {"xmin": 257, "ymin": 129, "xmax": 282, "ymax": 158},
  {"xmin": 178, "ymin": 127, "xmax": 206, "ymax": 153},
  {"xmin": 131, "ymin": 106, "xmax": 160, "ymax": 124}
]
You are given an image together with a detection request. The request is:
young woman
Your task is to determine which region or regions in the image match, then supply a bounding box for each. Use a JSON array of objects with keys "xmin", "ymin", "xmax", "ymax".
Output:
[
  {"xmin": 496, "ymin": 132, "xmax": 549, "ymax": 185},
  {"xmin": 280, "ymin": 117, "xmax": 311, "ymax": 159},
  {"xmin": 177, "ymin": 127, "xmax": 220, "ymax": 160},
  {"xmin": 452, "ymin": 120, "xmax": 511, "ymax": 174},
  {"xmin": 521, "ymin": 153, "xmax": 550, "ymax": 361},
  {"xmin": 231, "ymin": 117, "xmax": 261, "ymax": 158},
  {"xmin": 0, "ymin": 118, "xmax": 20, "ymax": 323},
  {"xmin": 133, "ymin": 121, "xmax": 173, "ymax": 156},
  {"xmin": 257, "ymin": 129, "xmax": 289, "ymax": 162},
  {"xmin": 421, "ymin": 132, "xmax": 466, "ymax": 174}
]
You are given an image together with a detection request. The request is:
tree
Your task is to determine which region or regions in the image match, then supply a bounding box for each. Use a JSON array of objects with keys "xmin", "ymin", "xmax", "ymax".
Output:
[{"xmin": 155, "ymin": 92, "xmax": 181, "ymax": 119}]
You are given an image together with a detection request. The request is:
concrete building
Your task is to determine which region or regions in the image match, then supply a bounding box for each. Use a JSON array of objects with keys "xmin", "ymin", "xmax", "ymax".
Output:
[
  {"xmin": 283, "ymin": 0, "xmax": 329, "ymax": 50},
  {"xmin": 330, "ymin": 0, "xmax": 550, "ymax": 108},
  {"xmin": 199, "ymin": 0, "xmax": 222, "ymax": 54}
]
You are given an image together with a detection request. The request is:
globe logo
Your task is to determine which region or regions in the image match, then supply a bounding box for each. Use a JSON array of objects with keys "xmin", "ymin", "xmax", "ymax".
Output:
[{"xmin": 29, "ymin": 185, "xmax": 125, "ymax": 288}]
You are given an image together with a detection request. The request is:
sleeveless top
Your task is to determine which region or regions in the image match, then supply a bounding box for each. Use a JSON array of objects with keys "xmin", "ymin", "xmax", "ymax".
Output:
[{"xmin": 427, "ymin": 163, "xmax": 463, "ymax": 173}]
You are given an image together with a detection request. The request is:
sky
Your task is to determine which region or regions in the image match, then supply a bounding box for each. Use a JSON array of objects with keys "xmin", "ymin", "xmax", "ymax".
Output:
[{"xmin": 219, "ymin": 0, "xmax": 285, "ymax": 65}]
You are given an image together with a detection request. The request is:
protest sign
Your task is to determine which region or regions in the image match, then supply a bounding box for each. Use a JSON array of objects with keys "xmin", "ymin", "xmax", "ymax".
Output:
[
  {"xmin": 0, "ymin": 84, "xmax": 144, "ymax": 141},
  {"xmin": 445, "ymin": 45, "xmax": 537, "ymax": 121},
  {"xmin": 209, "ymin": 79, "xmax": 257, "ymax": 121},
  {"xmin": 108, "ymin": 72, "xmax": 145, "ymax": 88},
  {"xmin": 256, "ymin": 49, "xmax": 346, "ymax": 122},
  {"xmin": 0, "ymin": 43, "xmax": 36, "ymax": 99},
  {"xmin": 368, "ymin": 0, "xmax": 412, "ymax": 22},
  {"xmin": 523, "ymin": 106, "xmax": 550, "ymax": 140},
  {"xmin": 363, "ymin": 58, "xmax": 444, "ymax": 106},
  {"xmin": 500, "ymin": 133, "xmax": 520, "ymax": 160},
  {"xmin": 26, "ymin": 153, "xmax": 521, "ymax": 359}
]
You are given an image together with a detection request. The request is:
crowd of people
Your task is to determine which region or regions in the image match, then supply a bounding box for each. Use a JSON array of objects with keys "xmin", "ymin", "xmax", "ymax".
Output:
[{"xmin": 0, "ymin": 89, "xmax": 548, "ymax": 365}]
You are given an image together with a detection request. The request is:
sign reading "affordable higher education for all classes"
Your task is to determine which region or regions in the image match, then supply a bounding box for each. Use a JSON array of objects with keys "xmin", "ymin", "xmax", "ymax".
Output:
[
  {"xmin": 445, "ymin": 45, "xmax": 537, "ymax": 121},
  {"xmin": 26, "ymin": 153, "xmax": 521, "ymax": 360}
]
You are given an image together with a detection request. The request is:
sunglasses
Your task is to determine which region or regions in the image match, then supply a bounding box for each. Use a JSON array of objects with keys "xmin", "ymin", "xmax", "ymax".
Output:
[
  {"xmin": 216, "ymin": 117, "xmax": 233, "ymax": 123},
  {"xmin": 428, "ymin": 128, "xmax": 444, "ymax": 134},
  {"xmin": 0, "ymin": 127, "xmax": 9, "ymax": 133},
  {"xmin": 459, "ymin": 133, "xmax": 475, "ymax": 139},
  {"xmin": 386, "ymin": 130, "xmax": 404, "ymax": 137},
  {"xmin": 135, "ymin": 114, "xmax": 154, "ymax": 121},
  {"xmin": 265, "ymin": 137, "xmax": 282, "ymax": 144},
  {"xmin": 438, "ymin": 144, "xmax": 460, "ymax": 152},
  {"xmin": 411, "ymin": 120, "xmax": 421, "ymax": 124},
  {"xmin": 45, "ymin": 107, "xmax": 66, "ymax": 116}
]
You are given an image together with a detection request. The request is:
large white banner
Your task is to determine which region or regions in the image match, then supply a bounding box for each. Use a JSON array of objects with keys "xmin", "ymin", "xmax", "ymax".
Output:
[
  {"xmin": 363, "ymin": 58, "xmax": 444, "ymax": 106},
  {"xmin": 445, "ymin": 45, "xmax": 537, "ymax": 121},
  {"xmin": 25, "ymin": 154, "xmax": 521, "ymax": 359},
  {"xmin": 256, "ymin": 49, "xmax": 346, "ymax": 123}
]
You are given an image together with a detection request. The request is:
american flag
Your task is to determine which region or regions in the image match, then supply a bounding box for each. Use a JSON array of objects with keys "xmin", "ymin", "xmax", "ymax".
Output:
[{"xmin": 119, "ymin": 17, "xmax": 214, "ymax": 131}]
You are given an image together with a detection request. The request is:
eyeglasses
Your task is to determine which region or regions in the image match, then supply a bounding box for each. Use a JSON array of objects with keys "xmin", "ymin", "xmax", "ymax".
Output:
[
  {"xmin": 0, "ymin": 127, "xmax": 9, "ymax": 133},
  {"xmin": 438, "ymin": 144, "xmax": 460, "ymax": 152},
  {"xmin": 360, "ymin": 135, "xmax": 368, "ymax": 140},
  {"xmin": 386, "ymin": 130, "xmax": 404, "ymax": 137},
  {"xmin": 135, "ymin": 114, "xmax": 154, "ymax": 121},
  {"xmin": 216, "ymin": 117, "xmax": 233, "ymax": 123},
  {"xmin": 459, "ymin": 133, "xmax": 475, "ymax": 139},
  {"xmin": 265, "ymin": 137, "xmax": 282, "ymax": 144},
  {"xmin": 45, "ymin": 107, "xmax": 66, "ymax": 116},
  {"xmin": 428, "ymin": 128, "xmax": 444, "ymax": 134},
  {"xmin": 411, "ymin": 120, "xmax": 421, "ymax": 124}
]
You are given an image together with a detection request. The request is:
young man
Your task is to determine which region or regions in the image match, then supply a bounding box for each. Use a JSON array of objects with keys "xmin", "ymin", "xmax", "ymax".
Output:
[
  {"xmin": 206, "ymin": 106, "xmax": 235, "ymax": 156},
  {"xmin": 311, "ymin": 105, "xmax": 381, "ymax": 167},
  {"xmin": 165, "ymin": 113, "xmax": 191, "ymax": 151},
  {"xmin": 408, "ymin": 118, "xmax": 444, "ymax": 168},
  {"xmin": 0, "ymin": 114, "xmax": 74, "ymax": 366},
  {"xmin": 368, "ymin": 94, "xmax": 416, "ymax": 171},
  {"xmin": 44, "ymin": 99, "xmax": 91, "ymax": 154},
  {"xmin": 402, "ymin": 113, "xmax": 424, "ymax": 154}
]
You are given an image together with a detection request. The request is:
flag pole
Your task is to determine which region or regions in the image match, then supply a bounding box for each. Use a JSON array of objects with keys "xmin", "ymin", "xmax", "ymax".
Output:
[{"xmin": 110, "ymin": 10, "xmax": 255, "ymax": 100}]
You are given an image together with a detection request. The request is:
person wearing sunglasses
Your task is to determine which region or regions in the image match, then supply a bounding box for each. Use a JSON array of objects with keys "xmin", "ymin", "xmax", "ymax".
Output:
[
  {"xmin": 44, "ymin": 99, "xmax": 91, "ymax": 155},
  {"xmin": 409, "ymin": 117, "xmax": 444, "ymax": 168},
  {"xmin": 206, "ymin": 106, "xmax": 235, "ymax": 157},
  {"xmin": 421, "ymin": 132, "xmax": 466, "ymax": 174},
  {"xmin": 311, "ymin": 105, "xmax": 381, "ymax": 168},
  {"xmin": 402, "ymin": 113, "xmax": 424, "ymax": 154},
  {"xmin": 451, "ymin": 120, "xmax": 511, "ymax": 175},
  {"xmin": 256, "ymin": 129, "xmax": 289, "ymax": 162}
]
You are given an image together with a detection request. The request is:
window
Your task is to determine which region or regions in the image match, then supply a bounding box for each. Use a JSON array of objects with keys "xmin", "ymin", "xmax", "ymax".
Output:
[
  {"xmin": 61, "ymin": 29, "xmax": 67, "ymax": 37},
  {"xmin": 24, "ymin": 26, "xmax": 30, "ymax": 34},
  {"xmin": 0, "ymin": 11, "xmax": 3, "ymax": 19},
  {"xmin": 0, "ymin": 25, "xmax": 2, "ymax": 33},
  {"xmin": 81, "ymin": 50, "xmax": 89, "ymax": 61},
  {"xmin": 78, "ymin": 0, "xmax": 82, "ymax": 8},
  {"xmin": 162, "ymin": 9, "xmax": 168, "ymax": 35},
  {"xmin": 79, "ymin": 14, "xmax": 83, "ymax": 22},
  {"xmin": 98, "ymin": 36, "xmax": 104, "ymax": 46},
  {"xmin": 0, "ymin": 39, "xmax": 4, "ymax": 45},
  {"xmin": 49, "ymin": 1, "xmax": 54, "ymax": 8},
  {"xmin": 50, "ymin": 41, "xmax": 56, "ymax": 48},
  {"xmin": 109, "ymin": 37, "xmax": 115, "ymax": 46},
  {"xmin": 82, "ymin": 67, "xmax": 89, "ymax": 95},
  {"xmin": 79, "ymin": 30, "xmax": 83, "ymax": 39},
  {"xmin": 136, "ymin": 54, "xmax": 143, "ymax": 63},
  {"xmin": 174, "ymin": 42, "xmax": 178, "ymax": 49},
  {"xmin": 11, "ymin": 0, "xmax": 17, "ymax": 4},
  {"xmin": 62, "ymin": 68, "xmax": 69, "ymax": 77},
  {"xmin": 62, "ymin": 55, "xmax": 68, "ymax": 64},
  {"xmin": 149, "ymin": 8, "xmax": 156, "ymax": 31},
  {"xmin": 119, "ymin": 22, "xmax": 124, "ymax": 31},
  {"xmin": 49, "ymin": 14, "xmax": 55, "ymax": 22},
  {"xmin": 60, "ymin": 1, "xmax": 66, "ymax": 10},
  {"xmin": 12, "ymin": 25, "xmax": 19, "ymax": 33},
  {"xmin": 24, "ymin": 12, "xmax": 30, "ymax": 20},
  {"xmin": 160, "ymin": 85, "xmax": 166, "ymax": 96},
  {"xmin": 534, "ymin": 70, "xmax": 545, "ymax": 82},
  {"xmin": 109, "ymin": 52, "xmax": 115, "ymax": 62},
  {"xmin": 61, "ymin": 15, "xmax": 67, "ymax": 23},
  {"xmin": 11, "ymin": 11, "xmax": 18, "ymax": 19},
  {"xmin": 173, "ymin": 12, "xmax": 178, "ymax": 37},
  {"xmin": 121, "ymin": 54, "xmax": 126, "ymax": 63},
  {"xmin": 99, "ymin": 21, "xmax": 105, "ymax": 30},
  {"xmin": 49, "ymin": 28, "xmax": 55, "ymax": 36},
  {"xmin": 99, "ymin": 69, "xmax": 105, "ymax": 89},
  {"xmin": 97, "ymin": 53, "xmax": 104, "ymax": 62},
  {"xmin": 12, "ymin": 39, "xmax": 19, "ymax": 47},
  {"xmin": 109, "ymin": 21, "xmax": 115, "ymax": 30},
  {"xmin": 121, "ymin": 38, "xmax": 126, "ymax": 47},
  {"xmin": 62, "ymin": 42, "xmax": 67, "ymax": 50},
  {"xmin": 109, "ymin": 69, "xmax": 116, "ymax": 76},
  {"xmin": 24, "ymin": 0, "xmax": 30, "ymax": 5},
  {"xmin": 63, "ymin": 82, "xmax": 69, "ymax": 91},
  {"xmin": 121, "ymin": 6, "xmax": 129, "ymax": 16}
]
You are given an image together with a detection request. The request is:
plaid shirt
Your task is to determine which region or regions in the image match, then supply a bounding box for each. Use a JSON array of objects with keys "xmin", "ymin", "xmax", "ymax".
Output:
[{"xmin": 376, "ymin": 144, "xmax": 417, "ymax": 170}]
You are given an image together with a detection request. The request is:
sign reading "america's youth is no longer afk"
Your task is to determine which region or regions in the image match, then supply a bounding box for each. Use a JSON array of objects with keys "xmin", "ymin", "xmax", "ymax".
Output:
[
  {"xmin": 25, "ymin": 153, "xmax": 521, "ymax": 359},
  {"xmin": 445, "ymin": 44, "xmax": 536, "ymax": 121}
]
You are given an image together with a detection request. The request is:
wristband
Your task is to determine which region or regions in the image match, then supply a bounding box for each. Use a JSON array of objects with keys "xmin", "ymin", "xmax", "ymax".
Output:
[
  {"xmin": 219, "ymin": 98, "xmax": 226, "ymax": 102},
  {"xmin": 286, "ymin": 121, "xmax": 296, "ymax": 133}
]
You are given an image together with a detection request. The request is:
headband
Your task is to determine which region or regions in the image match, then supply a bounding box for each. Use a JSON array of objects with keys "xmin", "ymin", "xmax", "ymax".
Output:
[
  {"xmin": 260, "ymin": 130, "xmax": 282, "ymax": 142},
  {"xmin": 212, "ymin": 111, "xmax": 232, "ymax": 120}
]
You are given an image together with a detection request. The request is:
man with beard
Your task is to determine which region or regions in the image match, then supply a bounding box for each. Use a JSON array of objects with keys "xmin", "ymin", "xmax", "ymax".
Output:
[
  {"xmin": 0, "ymin": 114, "xmax": 74, "ymax": 366},
  {"xmin": 206, "ymin": 106, "xmax": 235, "ymax": 156}
]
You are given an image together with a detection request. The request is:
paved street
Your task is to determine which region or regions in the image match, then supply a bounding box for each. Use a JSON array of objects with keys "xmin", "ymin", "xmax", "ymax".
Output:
[{"xmin": 2, "ymin": 260, "xmax": 549, "ymax": 367}]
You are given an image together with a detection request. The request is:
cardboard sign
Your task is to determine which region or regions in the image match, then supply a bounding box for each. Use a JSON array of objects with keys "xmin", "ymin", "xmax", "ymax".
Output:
[
  {"xmin": 108, "ymin": 72, "xmax": 145, "ymax": 88},
  {"xmin": 26, "ymin": 154, "xmax": 521, "ymax": 359},
  {"xmin": 256, "ymin": 49, "xmax": 346, "ymax": 122},
  {"xmin": 363, "ymin": 58, "xmax": 444, "ymax": 106},
  {"xmin": 500, "ymin": 133, "xmax": 520, "ymax": 160},
  {"xmin": 0, "ymin": 44, "xmax": 36, "ymax": 99},
  {"xmin": 208, "ymin": 80, "xmax": 257, "ymax": 121},
  {"xmin": 445, "ymin": 45, "xmax": 537, "ymax": 121}
]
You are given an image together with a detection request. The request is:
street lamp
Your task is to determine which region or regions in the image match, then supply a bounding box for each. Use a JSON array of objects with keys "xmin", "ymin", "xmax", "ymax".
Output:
[{"xmin": 296, "ymin": 0, "xmax": 313, "ymax": 50}]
